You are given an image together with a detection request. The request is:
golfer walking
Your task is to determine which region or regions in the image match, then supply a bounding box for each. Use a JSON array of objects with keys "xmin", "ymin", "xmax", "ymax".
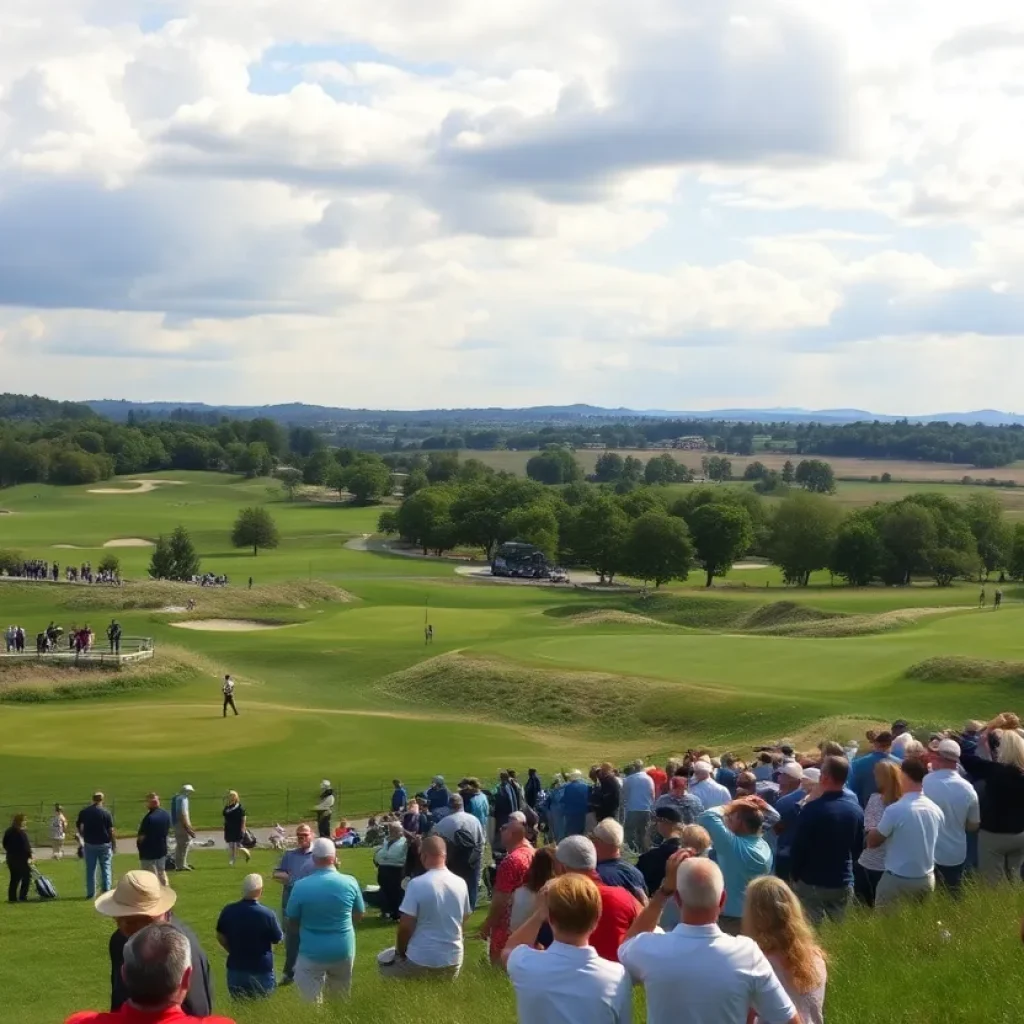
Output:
[{"xmin": 223, "ymin": 674, "xmax": 239, "ymax": 717}]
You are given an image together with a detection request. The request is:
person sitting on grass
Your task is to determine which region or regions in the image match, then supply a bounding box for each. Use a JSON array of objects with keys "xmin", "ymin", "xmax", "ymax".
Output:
[
  {"xmin": 378, "ymin": 836, "xmax": 472, "ymax": 980},
  {"xmin": 96, "ymin": 872, "xmax": 214, "ymax": 1018},
  {"xmin": 66, "ymin": 923, "xmax": 235, "ymax": 1024},
  {"xmin": 503, "ymin": 873, "xmax": 632, "ymax": 1024},
  {"xmin": 216, "ymin": 873, "xmax": 283, "ymax": 1000}
]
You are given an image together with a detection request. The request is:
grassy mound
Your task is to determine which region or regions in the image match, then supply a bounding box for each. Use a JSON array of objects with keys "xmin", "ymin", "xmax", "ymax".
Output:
[
  {"xmin": 761, "ymin": 606, "xmax": 965, "ymax": 638},
  {"xmin": 905, "ymin": 655, "xmax": 1024, "ymax": 683},
  {"xmin": 57, "ymin": 579, "xmax": 352, "ymax": 614},
  {"xmin": 736, "ymin": 600, "xmax": 839, "ymax": 631},
  {"xmin": 0, "ymin": 645, "xmax": 211, "ymax": 703},
  {"xmin": 545, "ymin": 593, "xmax": 758, "ymax": 630},
  {"xmin": 559, "ymin": 610, "xmax": 674, "ymax": 628}
]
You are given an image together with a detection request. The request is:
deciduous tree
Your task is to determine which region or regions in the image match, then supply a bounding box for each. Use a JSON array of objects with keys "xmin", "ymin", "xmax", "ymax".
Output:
[{"xmin": 231, "ymin": 507, "xmax": 280, "ymax": 556}]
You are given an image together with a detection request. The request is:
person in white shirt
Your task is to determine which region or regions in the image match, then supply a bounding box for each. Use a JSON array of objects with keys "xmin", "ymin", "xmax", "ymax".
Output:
[
  {"xmin": 314, "ymin": 781, "xmax": 336, "ymax": 839},
  {"xmin": 503, "ymin": 872, "xmax": 631, "ymax": 1024},
  {"xmin": 866, "ymin": 757, "xmax": 944, "ymax": 908},
  {"xmin": 618, "ymin": 853, "xmax": 799, "ymax": 1024},
  {"xmin": 690, "ymin": 762, "xmax": 731, "ymax": 811},
  {"xmin": 921, "ymin": 739, "xmax": 981, "ymax": 893},
  {"xmin": 621, "ymin": 762, "xmax": 656, "ymax": 853},
  {"xmin": 378, "ymin": 836, "xmax": 471, "ymax": 979}
]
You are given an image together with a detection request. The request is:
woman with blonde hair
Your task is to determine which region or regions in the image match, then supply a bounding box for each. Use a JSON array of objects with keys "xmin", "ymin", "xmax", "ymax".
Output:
[
  {"xmin": 961, "ymin": 721, "xmax": 1024, "ymax": 883},
  {"xmin": 743, "ymin": 876, "xmax": 827, "ymax": 1024},
  {"xmin": 223, "ymin": 790, "xmax": 251, "ymax": 865},
  {"xmin": 856, "ymin": 759, "xmax": 901, "ymax": 905}
]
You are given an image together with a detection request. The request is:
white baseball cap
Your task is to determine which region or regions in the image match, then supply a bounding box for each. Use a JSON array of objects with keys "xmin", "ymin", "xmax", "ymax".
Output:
[
  {"xmin": 937, "ymin": 739, "xmax": 961, "ymax": 760},
  {"xmin": 182, "ymin": 784, "xmax": 195, "ymax": 793},
  {"xmin": 779, "ymin": 763, "xmax": 803, "ymax": 780},
  {"xmin": 801, "ymin": 767, "xmax": 821, "ymax": 783},
  {"xmin": 320, "ymin": 780, "xmax": 331, "ymax": 789},
  {"xmin": 311, "ymin": 838, "xmax": 336, "ymax": 859}
]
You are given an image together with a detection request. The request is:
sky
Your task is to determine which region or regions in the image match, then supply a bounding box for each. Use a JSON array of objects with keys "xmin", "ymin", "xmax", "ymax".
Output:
[{"xmin": 2, "ymin": 0, "xmax": 1024, "ymax": 413}]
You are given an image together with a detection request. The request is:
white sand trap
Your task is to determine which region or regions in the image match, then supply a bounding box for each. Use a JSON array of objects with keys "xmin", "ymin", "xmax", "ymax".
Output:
[
  {"xmin": 170, "ymin": 619, "xmax": 290, "ymax": 632},
  {"xmin": 53, "ymin": 544, "xmax": 88, "ymax": 550},
  {"xmin": 732, "ymin": 562, "xmax": 770, "ymax": 570},
  {"xmin": 89, "ymin": 479, "xmax": 187, "ymax": 495},
  {"xmin": 103, "ymin": 538, "xmax": 153, "ymax": 548},
  {"xmin": 158, "ymin": 606, "xmax": 188, "ymax": 614}
]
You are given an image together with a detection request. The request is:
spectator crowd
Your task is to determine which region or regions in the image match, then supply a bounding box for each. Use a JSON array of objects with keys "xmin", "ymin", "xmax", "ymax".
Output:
[{"xmin": 3, "ymin": 710, "xmax": 1021, "ymax": 1024}]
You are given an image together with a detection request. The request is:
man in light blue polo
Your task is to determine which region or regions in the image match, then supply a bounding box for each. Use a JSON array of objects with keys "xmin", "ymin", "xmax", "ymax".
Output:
[
  {"xmin": 285, "ymin": 837, "xmax": 365, "ymax": 1003},
  {"xmin": 271, "ymin": 823, "xmax": 317, "ymax": 986}
]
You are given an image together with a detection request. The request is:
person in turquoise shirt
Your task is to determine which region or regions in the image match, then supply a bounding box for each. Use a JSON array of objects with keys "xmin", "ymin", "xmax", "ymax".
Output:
[
  {"xmin": 463, "ymin": 779, "xmax": 491, "ymax": 828},
  {"xmin": 285, "ymin": 838, "xmax": 365, "ymax": 1003},
  {"xmin": 698, "ymin": 797, "xmax": 778, "ymax": 935}
]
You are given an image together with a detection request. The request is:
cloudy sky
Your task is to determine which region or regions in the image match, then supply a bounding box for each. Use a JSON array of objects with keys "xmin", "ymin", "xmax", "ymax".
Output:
[{"xmin": 2, "ymin": 0, "xmax": 1023, "ymax": 412}]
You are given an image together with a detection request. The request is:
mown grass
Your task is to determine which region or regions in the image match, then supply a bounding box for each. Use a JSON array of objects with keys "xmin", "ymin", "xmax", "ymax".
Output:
[{"xmin": 0, "ymin": 849, "xmax": 1019, "ymax": 1024}]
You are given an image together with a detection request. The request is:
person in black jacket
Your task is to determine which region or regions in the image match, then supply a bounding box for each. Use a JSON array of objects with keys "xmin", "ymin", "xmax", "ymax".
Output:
[
  {"xmin": 136, "ymin": 793, "xmax": 171, "ymax": 887},
  {"xmin": 96, "ymin": 870, "xmax": 214, "ymax": 1016},
  {"xmin": 524, "ymin": 769, "xmax": 543, "ymax": 810},
  {"xmin": 2, "ymin": 814, "xmax": 32, "ymax": 902},
  {"xmin": 589, "ymin": 762, "xmax": 621, "ymax": 823}
]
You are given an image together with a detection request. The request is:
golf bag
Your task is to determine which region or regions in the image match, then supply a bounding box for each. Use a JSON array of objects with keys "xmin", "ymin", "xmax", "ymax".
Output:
[{"xmin": 33, "ymin": 869, "xmax": 58, "ymax": 900}]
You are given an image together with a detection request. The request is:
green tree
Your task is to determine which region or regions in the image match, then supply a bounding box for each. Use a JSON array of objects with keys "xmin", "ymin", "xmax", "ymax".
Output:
[
  {"xmin": 397, "ymin": 486, "xmax": 456, "ymax": 554},
  {"xmin": 743, "ymin": 461, "xmax": 768, "ymax": 481},
  {"xmin": 526, "ymin": 449, "xmax": 581, "ymax": 485},
  {"xmin": 829, "ymin": 515, "xmax": 883, "ymax": 586},
  {"xmin": 236, "ymin": 441, "xmax": 274, "ymax": 478},
  {"xmin": 625, "ymin": 511, "xmax": 693, "ymax": 587},
  {"xmin": 964, "ymin": 492, "xmax": 1008, "ymax": 577},
  {"xmin": 231, "ymin": 507, "xmax": 280, "ymax": 556},
  {"xmin": 149, "ymin": 536, "xmax": 175, "ymax": 580},
  {"xmin": 781, "ymin": 460, "xmax": 795, "ymax": 484},
  {"xmin": 767, "ymin": 492, "xmax": 841, "ymax": 586},
  {"xmin": 929, "ymin": 546, "xmax": 974, "ymax": 587},
  {"xmin": 794, "ymin": 459, "xmax": 836, "ymax": 494},
  {"xmin": 168, "ymin": 526, "xmax": 201, "ymax": 580},
  {"xmin": 568, "ymin": 496, "xmax": 630, "ymax": 583},
  {"xmin": 878, "ymin": 503, "xmax": 937, "ymax": 585},
  {"xmin": 302, "ymin": 448, "xmax": 335, "ymax": 486},
  {"xmin": 342, "ymin": 458, "xmax": 392, "ymax": 504},
  {"xmin": 688, "ymin": 503, "xmax": 753, "ymax": 587},
  {"xmin": 98, "ymin": 554, "xmax": 120, "ymax": 576},
  {"xmin": 246, "ymin": 417, "xmax": 287, "ymax": 457},
  {"xmin": 425, "ymin": 452, "xmax": 460, "ymax": 484},
  {"xmin": 594, "ymin": 452, "xmax": 625, "ymax": 483},
  {"xmin": 275, "ymin": 467, "xmax": 303, "ymax": 500},
  {"xmin": 403, "ymin": 468, "xmax": 429, "ymax": 498},
  {"xmin": 501, "ymin": 503, "xmax": 560, "ymax": 559},
  {"xmin": 377, "ymin": 509, "xmax": 400, "ymax": 535},
  {"xmin": 1008, "ymin": 523, "xmax": 1024, "ymax": 581}
]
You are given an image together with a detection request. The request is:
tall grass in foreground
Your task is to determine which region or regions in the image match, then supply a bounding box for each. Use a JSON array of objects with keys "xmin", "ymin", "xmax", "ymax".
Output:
[{"xmin": 1, "ymin": 851, "xmax": 1020, "ymax": 1024}]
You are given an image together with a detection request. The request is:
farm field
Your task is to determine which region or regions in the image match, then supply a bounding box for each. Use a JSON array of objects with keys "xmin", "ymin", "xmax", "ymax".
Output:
[{"xmin": 442, "ymin": 447, "xmax": 1024, "ymax": 486}]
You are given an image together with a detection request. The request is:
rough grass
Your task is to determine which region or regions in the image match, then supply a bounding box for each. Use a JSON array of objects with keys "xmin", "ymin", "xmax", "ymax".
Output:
[
  {"xmin": 56, "ymin": 579, "xmax": 353, "ymax": 613},
  {"xmin": 0, "ymin": 644, "xmax": 215, "ymax": 702},
  {"xmin": 752, "ymin": 606, "xmax": 965, "ymax": 638},
  {"xmin": 905, "ymin": 655, "xmax": 1024, "ymax": 683},
  {"xmin": 735, "ymin": 600, "xmax": 839, "ymax": 631},
  {"xmin": 559, "ymin": 609, "xmax": 675, "ymax": 628},
  {"xmin": 2, "ymin": 846, "xmax": 1021, "ymax": 1024}
]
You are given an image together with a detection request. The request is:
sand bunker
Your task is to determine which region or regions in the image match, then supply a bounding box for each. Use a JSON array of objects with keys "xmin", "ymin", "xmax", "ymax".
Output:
[
  {"xmin": 53, "ymin": 544, "xmax": 86, "ymax": 550},
  {"xmin": 89, "ymin": 479, "xmax": 186, "ymax": 495},
  {"xmin": 103, "ymin": 538, "xmax": 153, "ymax": 548},
  {"xmin": 157, "ymin": 606, "xmax": 188, "ymax": 614},
  {"xmin": 732, "ymin": 562, "xmax": 770, "ymax": 570},
  {"xmin": 170, "ymin": 619, "xmax": 290, "ymax": 632}
]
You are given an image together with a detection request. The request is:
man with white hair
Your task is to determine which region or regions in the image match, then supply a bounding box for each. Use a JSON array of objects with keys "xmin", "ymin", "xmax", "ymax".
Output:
[
  {"xmin": 689, "ymin": 762, "xmax": 730, "ymax": 811},
  {"xmin": 378, "ymin": 835, "xmax": 471, "ymax": 980},
  {"xmin": 216, "ymin": 873, "xmax": 283, "ymax": 999},
  {"xmin": 431, "ymin": 793, "xmax": 486, "ymax": 909},
  {"xmin": 66, "ymin": 923, "xmax": 235, "ymax": 1024},
  {"xmin": 922, "ymin": 738, "xmax": 980, "ymax": 893},
  {"xmin": 618, "ymin": 855, "xmax": 799, "ymax": 1024},
  {"xmin": 622, "ymin": 761, "xmax": 656, "ymax": 853},
  {"xmin": 592, "ymin": 819, "xmax": 648, "ymax": 904},
  {"xmin": 285, "ymin": 837, "xmax": 365, "ymax": 1002}
]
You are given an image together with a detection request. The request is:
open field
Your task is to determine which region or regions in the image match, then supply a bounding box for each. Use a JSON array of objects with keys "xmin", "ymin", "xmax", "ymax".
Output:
[
  {"xmin": 443, "ymin": 447, "xmax": 1024, "ymax": 485},
  {"xmin": 0, "ymin": 847, "xmax": 1020, "ymax": 1024},
  {"xmin": 1, "ymin": 470, "xmax": 1023, "ymax": 1022}
]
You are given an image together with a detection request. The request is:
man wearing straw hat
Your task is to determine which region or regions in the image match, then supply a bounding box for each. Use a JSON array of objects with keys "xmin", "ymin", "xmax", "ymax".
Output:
[{"xmin": 96, "ymin": 871, "xmax": 214, "ymax": 1017}]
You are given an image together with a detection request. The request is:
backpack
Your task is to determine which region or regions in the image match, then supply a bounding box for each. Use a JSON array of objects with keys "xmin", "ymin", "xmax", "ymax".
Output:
[
  {"xmin": 240, "ymin": 829, "xmax": 258, "ymax": 850},
  {"xmin": 445, "ymin": 824, "xmax": 481, "ymax": 876},
  {"xmin": 33, "ymin": 870, "xmax": 57, "ymax": 900}
]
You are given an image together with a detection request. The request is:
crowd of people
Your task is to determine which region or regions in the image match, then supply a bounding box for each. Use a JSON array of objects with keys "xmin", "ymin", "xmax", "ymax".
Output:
[
  {"xmin": 2, "ymin": 710, "xmax": 1021, "ymax": 1023},
  {"xmin": 1, "ymin": 559, "xmax": 123, "ymax": 586}
]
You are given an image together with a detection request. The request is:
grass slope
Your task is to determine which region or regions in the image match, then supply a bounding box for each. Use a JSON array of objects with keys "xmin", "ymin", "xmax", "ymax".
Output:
[{"xmin": 0, "ymin": 850, "xmax": 1019, "ymax": 1024}]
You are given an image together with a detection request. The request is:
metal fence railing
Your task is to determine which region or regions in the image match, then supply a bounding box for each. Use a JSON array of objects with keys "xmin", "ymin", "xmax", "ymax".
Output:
[{"xmin": 1, "ymin": 636, "xmax": 154, "ymax": 667}]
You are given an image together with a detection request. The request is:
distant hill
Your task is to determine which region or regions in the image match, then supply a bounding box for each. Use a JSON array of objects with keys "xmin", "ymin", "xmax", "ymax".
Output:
[
  {"xmin": 0, "ymin": 393, "xmax": 94, "ymax": 421},
  {"xmin": 84, "ymin": 400, "xmax": 1024, "ymax": 427}
]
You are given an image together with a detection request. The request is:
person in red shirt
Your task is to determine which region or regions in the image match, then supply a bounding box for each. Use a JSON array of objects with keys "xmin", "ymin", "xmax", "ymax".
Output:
[
  {"xmin": 554, "ymin": 835, "xmax": 641, "ymax": 962},
  {"xmin": 646, "ymin": 762, "xmax": 669, "ymax": 797},
  {"xmin": 479, "ymin": 811, "xmax": 535, "ymax": 964},
  {"xmin": 66, "ymin": 923, "xmax": 234, "ymax": 1024}
]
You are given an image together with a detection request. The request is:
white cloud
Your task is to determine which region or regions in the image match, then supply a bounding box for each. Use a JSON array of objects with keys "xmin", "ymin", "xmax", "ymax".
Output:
[{"xmin": 1, "ymin": 0, "xmax": 1024, "ymax": 412}]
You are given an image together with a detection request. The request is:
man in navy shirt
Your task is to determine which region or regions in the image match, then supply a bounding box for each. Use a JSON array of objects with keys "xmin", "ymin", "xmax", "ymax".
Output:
[
  {"xmin": 216, "ymin": 873, "xmax": 284, "ymax": 999},
  {"xmin": 77, "ymin": 792, "xmax": 116, "ymax": 899},
  {"xmin": 592, "ymin": 818, "xmax": 648, "ymax": 903},
  {"xmin": 789, "ymin": 756, "xmax": 864, "ymax": 925},
  {"xmin": 391, "ymin": 780, "xmax": 408, "ymax": 813},
  {"xmin": 136, "ymin": 793, "xmax": 171, "ymax": 886}
]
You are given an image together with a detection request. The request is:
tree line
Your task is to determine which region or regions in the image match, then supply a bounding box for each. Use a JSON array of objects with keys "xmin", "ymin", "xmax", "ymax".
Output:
[{"xmin": 377, "ymin": 455, "xmax": 1023, "ymax": 589}]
